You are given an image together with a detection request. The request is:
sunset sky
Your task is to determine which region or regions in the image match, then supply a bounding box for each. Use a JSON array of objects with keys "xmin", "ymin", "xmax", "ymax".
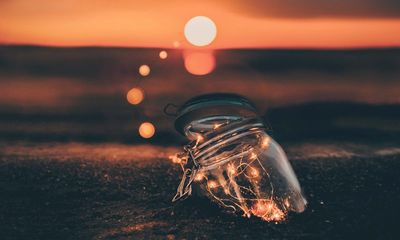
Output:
[{"xmin": 0, "ymin": 0, "xmax": 400, "ymax": 48}]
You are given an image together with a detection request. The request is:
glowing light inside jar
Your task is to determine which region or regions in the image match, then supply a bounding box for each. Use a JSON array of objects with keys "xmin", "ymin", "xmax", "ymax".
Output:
[{"xmin": 171, "ymin": 94, "xmax": 307, "ymax": 222}]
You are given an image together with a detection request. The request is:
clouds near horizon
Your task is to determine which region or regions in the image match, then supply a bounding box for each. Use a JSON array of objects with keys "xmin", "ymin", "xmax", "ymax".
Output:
[{"xmin": 225, "ymin": 0, "xmax": 400, "ymax": 18}]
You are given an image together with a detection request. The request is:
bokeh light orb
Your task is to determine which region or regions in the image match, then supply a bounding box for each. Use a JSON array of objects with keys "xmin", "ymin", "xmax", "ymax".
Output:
[
  {"xmin": 173, "ymin": 41, "xmax": 180, "ymax": 48},
  {"xmin": 184, "ymin": 51, "xmax": 216, "ymax": 75},
  {"xmin": 139, "ymin": 122, "xmax": 155, "ymax": 139},
  {"xmin": 139, "ymin": 64, "xmax": 150, "ymax": 76},
  {"xmin": 159, "ymin": 50, "xmax": 168, "ymax": 59},
  {"xmin": 184, "ymin": 16, "xmax": 217, "ymax": 46},
  {"xmin": 126, "ymin": 88, "xmax": 144, "ymax": 105}
]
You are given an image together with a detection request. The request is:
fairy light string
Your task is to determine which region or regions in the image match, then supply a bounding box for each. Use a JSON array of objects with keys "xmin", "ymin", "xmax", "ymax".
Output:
[{"xmin": 170, "ymin": 121, "xmax": 290, "ymax": 222}]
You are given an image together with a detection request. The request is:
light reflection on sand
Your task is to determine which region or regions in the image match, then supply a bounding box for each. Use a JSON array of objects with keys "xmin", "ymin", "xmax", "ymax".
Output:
[
  {"xmin": 2, "ymin": 142, "xmax": 400, "ymax": 164},
  {"xmin": 96, "ymin": 221, "xmax": 169, "ymax": 239},
  {"xmin": 0, "ymin": 143, "xmax": 179, "ymax": 163}
]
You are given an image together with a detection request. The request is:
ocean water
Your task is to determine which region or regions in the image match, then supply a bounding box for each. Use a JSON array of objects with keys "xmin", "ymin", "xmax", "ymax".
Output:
[{"xmin": 0, "ymin": 46, "xmax": 399, "ymax": 143}]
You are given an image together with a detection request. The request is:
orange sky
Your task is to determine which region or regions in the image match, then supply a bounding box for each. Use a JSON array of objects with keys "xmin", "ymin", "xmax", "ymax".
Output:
[{"xmin": 1, "ymin": 0, "xmax": 400, "ymax": 48}]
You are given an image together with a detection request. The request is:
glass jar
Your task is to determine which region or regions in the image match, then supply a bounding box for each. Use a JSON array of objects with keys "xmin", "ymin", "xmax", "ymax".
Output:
[{"xmin": 171, "ymin": 93, "xmax": 307, "ymax": 221}]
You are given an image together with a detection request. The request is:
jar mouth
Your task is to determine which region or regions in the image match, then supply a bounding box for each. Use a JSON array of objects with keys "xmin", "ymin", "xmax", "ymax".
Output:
[
  {"xmin": 175, "ymin": 93, "xmax": 258, "ymax": 136},
  {"xmin": 190, "ymin": 118, "xmax": 265, "ymax": 171},
  {"xmin": 183, "ymin": 116, "xmax": 243, "ymax": 140}
]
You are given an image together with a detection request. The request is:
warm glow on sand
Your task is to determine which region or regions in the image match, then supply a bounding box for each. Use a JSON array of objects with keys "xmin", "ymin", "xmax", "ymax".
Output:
[
  {"xmin": 139, "ymin": 122, "xmax": 155, "ymax": 139},
  {"xmin": 126, "ymin": 88, "xmax": 144, "ymax": 105},
  {"xmin": 184, "ymin": 51, "xmax": 216, "ymax": 75},
  {"xmin": 139, "ymin": 65, "xmax": 150, "ymax": 77},
  {"xmin": 184, "ymin": 16, "xmax": 217, "ymax": 47},
  {"xmin": 159, "ymin": 50, "xmax": 168, "ymax": 59}
]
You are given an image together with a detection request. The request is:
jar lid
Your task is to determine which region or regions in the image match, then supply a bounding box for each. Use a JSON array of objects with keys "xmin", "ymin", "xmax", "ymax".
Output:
[{"xmin": 174, "ymin": 93, "xmax": 258, "ymax": 135}]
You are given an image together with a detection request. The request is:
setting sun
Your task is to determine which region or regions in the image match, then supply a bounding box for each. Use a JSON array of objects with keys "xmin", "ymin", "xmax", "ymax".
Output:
[{"xmin": 184, "ymin": 16, "xmax": 217, "ymax": 47}]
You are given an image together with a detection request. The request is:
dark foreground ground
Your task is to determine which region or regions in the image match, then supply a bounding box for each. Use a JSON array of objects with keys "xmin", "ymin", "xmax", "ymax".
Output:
[
  {"xmin": 1, "ymin": 46, "xmax": 400, "ymax": 239},
  {"xmin": 1, "ymin": 141, "xmax": 400, "ymax": 240},
  {"xmin": 1, "ymin": 102, "xmax": 399, "ymax": 239}
]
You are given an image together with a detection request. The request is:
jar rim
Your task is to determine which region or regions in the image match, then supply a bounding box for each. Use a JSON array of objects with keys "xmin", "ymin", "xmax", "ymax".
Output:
[{"xmin": 175, "ymin": 93, "xmax": 258, "ymax": 135}]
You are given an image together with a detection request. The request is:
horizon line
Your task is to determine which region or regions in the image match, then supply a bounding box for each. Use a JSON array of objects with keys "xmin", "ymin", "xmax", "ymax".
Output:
[{"xmin": 1, "ymin": 43, "xmax": 400, "ymax": 51}]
